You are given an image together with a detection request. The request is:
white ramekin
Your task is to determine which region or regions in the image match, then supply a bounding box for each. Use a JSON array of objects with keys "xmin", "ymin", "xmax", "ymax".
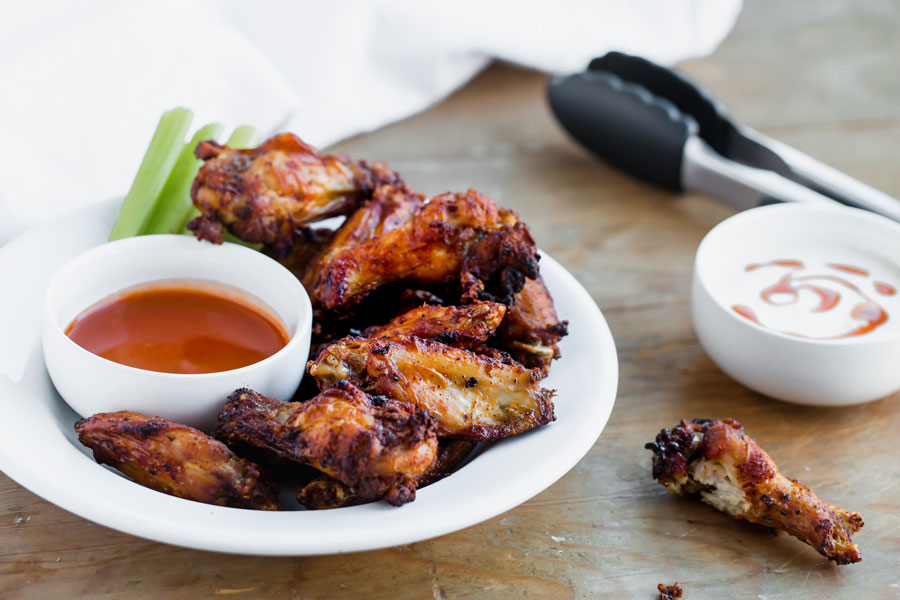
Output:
[{"xmin": 43, "ymin": 234, "xmax": 311, "ymax": 430}]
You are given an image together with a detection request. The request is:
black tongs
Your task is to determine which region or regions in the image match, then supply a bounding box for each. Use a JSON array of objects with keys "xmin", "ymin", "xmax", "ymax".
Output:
[{"xmin": 547, "ymin": 51, "xmax": 900, "ymax": 221}]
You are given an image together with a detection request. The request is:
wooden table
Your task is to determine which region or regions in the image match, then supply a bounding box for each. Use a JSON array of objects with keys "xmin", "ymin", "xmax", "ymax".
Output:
[{"xmin": 3, "ymin": 2, "xmax": 899, "ymax": 598}]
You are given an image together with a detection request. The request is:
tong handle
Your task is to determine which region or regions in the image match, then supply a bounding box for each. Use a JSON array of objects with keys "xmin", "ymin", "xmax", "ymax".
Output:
[{"xmin": 547, "ymin": 70, "xmax": 696, "ymax": 191}]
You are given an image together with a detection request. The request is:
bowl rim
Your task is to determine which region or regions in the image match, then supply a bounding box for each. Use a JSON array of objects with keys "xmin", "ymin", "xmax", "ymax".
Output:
[
  {"xmin": 694, "ymin": 202, "xmax": 900, "ymax": 347},
  {"xmin": 44, "ymin": 233, "xmax": 313, "ymax": 379}
]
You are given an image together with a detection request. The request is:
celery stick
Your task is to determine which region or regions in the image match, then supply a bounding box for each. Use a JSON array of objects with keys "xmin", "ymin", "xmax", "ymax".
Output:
[
  {"xmin": 179, "ymin": 125, "xmax": 260, "ymax": 234},
  {"xmin": 109, "ymin": 108, "xmax": 193, "ymax": 241},
  {"xmin": 142, "ymin": 123, "xmax": 223, "ymax": 235},
  {"xmin": 226, "ymin": 125, "xmax": 259, "ymax": 149}
]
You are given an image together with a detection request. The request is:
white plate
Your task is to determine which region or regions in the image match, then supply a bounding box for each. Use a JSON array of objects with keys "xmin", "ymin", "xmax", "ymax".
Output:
[{"xmin": 0, "ymin": 199, "xmax": 618, "ymax": 555}]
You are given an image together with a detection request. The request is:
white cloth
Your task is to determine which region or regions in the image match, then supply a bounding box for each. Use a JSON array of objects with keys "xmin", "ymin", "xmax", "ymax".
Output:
[{"xmin": 0, "ymin": 0, "xmax": 741, "ymax": 243}]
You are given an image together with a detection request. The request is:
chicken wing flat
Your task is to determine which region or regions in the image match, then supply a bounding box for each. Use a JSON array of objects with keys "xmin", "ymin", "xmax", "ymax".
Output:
[
  {"xmin": 297, "ymin": 439, "xmax": 475, "ymax": 510},
  {"xmin": 215, "ymin": 383, "xmax": 438, "ymax": 506},
  {"xmin": 309, "ymin": 336, "xmax": 555, "ymax": 439},
  {"xmin": 646, "ymin": 419, "xmax": 864, "ymax": 564},
  {"xmin": 497, "ymin": 276, "xmax": 568, "ymax": 374},
  {"xmin": 313, "ymin": 189, "xmax": 540, "ymax": 310},
  {"xmin": 363, "ymin": 302, "xmax": 506, "ymax": 349},
  {"xmin": 75, "ymin": 411, "xmax": 280, "ymax": 510},
  {"xmin": 188, "ymin": 133, "xmax": 401, "ymax": 256}
]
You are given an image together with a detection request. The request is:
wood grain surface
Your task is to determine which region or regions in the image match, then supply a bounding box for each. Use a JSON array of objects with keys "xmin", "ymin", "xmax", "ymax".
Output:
[{"xmin": 3, "ymin": 2, "xmax": 899, "ymax": 598}]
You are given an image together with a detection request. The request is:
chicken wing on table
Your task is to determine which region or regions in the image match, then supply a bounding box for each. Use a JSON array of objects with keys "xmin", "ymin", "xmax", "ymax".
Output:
[
  {"xmin": 297, "ymin": 439, "xmax": 475, "ymax": 510},
  {"xmin": 188, "ymin": 133, "xmax": 402, "ymax": 256},
  {"xmin": 646, "ymin": 419, "xmax": 864, "ymax": 564},
  {"xmin": 312, "ymin": 189, "xmax": 540, "ymax": 310},
  {"xmin": 496, "ymin": 276, "xmax": 568, "ymax": 375},
  {"xmin": 308, "ymin": 335, "xmax": 555, "ymax": 439},
  {"xmin": 215, "ymin": 382, "xmax": 438, "ymax": 506},
  {"xmin": 363, "ymin": 302, "xmax": 507, "ymax": 349},
  {"xmin": 75, "ymin": 411, "xmax": 280, "ymax": 510}
]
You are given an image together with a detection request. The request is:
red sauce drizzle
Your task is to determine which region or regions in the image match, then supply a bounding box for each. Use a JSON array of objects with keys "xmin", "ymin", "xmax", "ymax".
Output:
[
  {"xmin": 731, "ymin": 305, "xmax": 759, "ymax": 323},
  {"xmin": 875, "ymin": 281, "xmax": 896, "ymax": 296},
  {"xmin": 731, "ymin": 259, "xmax": 893, "ymax": 339},
  {"xmin": 828, "ymin": 263, "xmax": 869, "ymax": 276}
]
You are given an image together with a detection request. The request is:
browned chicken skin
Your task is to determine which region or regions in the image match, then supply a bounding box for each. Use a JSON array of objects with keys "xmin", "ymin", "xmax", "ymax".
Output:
[
  {"xmin": 309, "ymin": 336, "xmax": 555, "ymax": 439},
  {"xmin": 298, "ymin": 439, "xmax": 476, "ymax": 510},
  {"xmin": 363, "ymin": 302, "xmax": 507, "ymax": 349},
  {"xmin": 646, "ymin": 419, "xmax": 864, "ymax": 564},
  {"xmin": 188, "ymin": 133, "xmax": 401, "ymax": 256},
  {"xmin": 301, "ymin": 181, "xmax": 425, "ymax": 294},
  {"xmin": 313, "ymin": 189, "xmax": 540, "ymax": 310},
  {"xmin": 497, "ymin": 276, "xmax": 568, "ymax": 374},
  {"xmin": 215, "ymin": 383, "xmax": 438, "ymax": 506},
  {"xmin": 75, "ymin": 411, "xmax": 280, "ymax": 510}
]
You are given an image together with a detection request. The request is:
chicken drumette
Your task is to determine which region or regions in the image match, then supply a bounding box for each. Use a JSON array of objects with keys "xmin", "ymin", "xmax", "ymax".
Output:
[
  {"xmin": 188, "ymin": 133, "xmax": 401, "ymax": 256},
  {"xmin": 646, "ymin": 419, "xmax": 864, "ymax": 564},
  {"xmin": 215, "ymin": 383, "xmax": 438, "ymax": 506},
  {"xmin": 309, "ymin": 336, "xmax": 555, "ymax": 440},
  {"xmin": 75, "ymin": 411, "xmax": 280, "ymax": 510}
]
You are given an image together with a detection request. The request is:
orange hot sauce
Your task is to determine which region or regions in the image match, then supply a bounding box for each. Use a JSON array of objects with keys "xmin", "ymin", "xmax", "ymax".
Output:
[{"xmin": 65, "ymin": 282, "xmax": 290, "ymax": 374}]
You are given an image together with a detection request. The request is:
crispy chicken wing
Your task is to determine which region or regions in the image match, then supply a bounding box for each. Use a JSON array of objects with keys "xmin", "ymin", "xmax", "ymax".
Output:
[
  {"xmin": 309, "ymin": 336, "xmax": 555, "ymax": 439},
  {"xmin": 646, "ymin": 419, "xmax": 864, "ymax": 564},
  {"xmin": 363, "ymin": 302, "xmax": 506, "ymax": 349},
  {"xmin": 215, "ymin": 383, "xmax": 438, "ymax": 506},
  {"xmin": 75, "ymin": 411, "xmax": 280, "ymax": 510},
  {"xmin": 497, "ymin": 276, "xmax": 568, "ymax": 374},
  {"xmin": 301, "ymin": 181, "xmax": 424, "ymax": 294},
  {"xmin": 188, "ymin": 133, "xmax": 401, "ymax": 256},
  {"xmin": 313, "ymin": 189, "xmax": 540, "ymax": 310},
  {"xmin": 297, "ymin": 439, "xmax": 476, "ymax": 509}
]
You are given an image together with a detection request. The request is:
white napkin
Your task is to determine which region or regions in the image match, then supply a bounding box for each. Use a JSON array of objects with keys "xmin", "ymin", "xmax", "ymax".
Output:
[{"xmin": 0, "ymin": 0, "xmax": 741, "ymax": 243}]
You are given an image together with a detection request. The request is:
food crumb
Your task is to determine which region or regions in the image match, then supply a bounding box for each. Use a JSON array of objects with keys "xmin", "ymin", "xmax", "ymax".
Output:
[
  {"xmin": 657, "ymin": 582, "xmax": 684, "ymax": 599},
  {"xmin": 13, "ymin": 515, "xmax": 31, "ymax": 525}
]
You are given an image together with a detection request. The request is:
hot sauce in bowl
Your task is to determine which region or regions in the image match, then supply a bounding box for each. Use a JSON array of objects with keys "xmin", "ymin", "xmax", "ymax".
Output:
[{"xmin": 65, "ymin": 281, "xmax": 290, "ymax": 374}]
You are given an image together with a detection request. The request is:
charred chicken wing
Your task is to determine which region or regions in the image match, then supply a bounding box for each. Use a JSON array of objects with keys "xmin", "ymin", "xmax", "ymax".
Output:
[
  {"xmin": 313, "ymin": 189, "xmax": 540, "ymax": 310},
  {"xmin": 646, "ymin": 419, "xmax": 864, "ymax": 564},
  {"xmin": 309, "ymin": 336, "xmax": 555, "ymax": 439},
  {"xmin": 497, "ymin": 276, "xmax": 568, "ymax": 374},
  {"xmin": 215, "ymin": 383, "xmax": 438, "ymax": 506},
  {"xmin": 363, "ymin": 302, "xmax": 507, "ymax": 349},
  {"xmin": 75, "ymin": 411, "xmax": 280, "ymax": 510},
  {"xmin": 298, "ymin": 439, "xmax": 476, "ymax": 510},
  {"xmin": 188, "ymin": 133, "xmax": 401, "ymax": 256}
]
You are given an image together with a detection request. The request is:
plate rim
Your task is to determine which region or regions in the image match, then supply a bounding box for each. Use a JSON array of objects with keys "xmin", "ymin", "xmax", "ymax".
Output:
[{"xmin": 0, "ymin": 199, "xmax": 619, "ymax": 555}]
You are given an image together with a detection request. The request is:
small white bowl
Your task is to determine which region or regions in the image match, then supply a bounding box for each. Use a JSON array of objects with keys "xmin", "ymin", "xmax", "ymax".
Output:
[
  {"xmin": 43, "ymin": 235, "xmax": 312, "ymax": 430},
  {"xmin": 692, "ymin": 203, "xmax": 900, "ymax": 406}
]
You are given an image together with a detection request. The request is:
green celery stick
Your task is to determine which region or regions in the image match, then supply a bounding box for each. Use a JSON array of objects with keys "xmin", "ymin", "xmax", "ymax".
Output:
[
  {"xmin": 226, "ymin": 125, "xmax": 259, "ymax": 148},
  {"xmin": 142, "ymin": 123, "xmax": 224, "ymax": 235},
  {"xmin": 109, "ymin": 108, "xmax": 193, "ymax": 240},
  {"xmin": 180, "ymin": 125, "xmax": 260, "ymax": 234}
]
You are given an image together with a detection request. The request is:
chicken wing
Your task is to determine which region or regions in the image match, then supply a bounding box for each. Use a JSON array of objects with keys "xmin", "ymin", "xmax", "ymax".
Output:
[
  {"xmin": 363, "ymin": 302, "xmax": 506, "ymax": 349},
  {"xmin": 646, "ymin": 419, "xmax": 864, "ymax": 564},
  {"xmin": 75, "ymin": 411, "xmax": 280, "ymax": 510},
  {"xmin": 308, "ymin": 336, "xmax": 555, "ymax": 439},
  {"xmin": 313, "ymin": 189, "xmax": 540, "ymax": 310},
  {"xmin": 496, "ymin": 276, "xmax": 568, "ymax": 374},
  {"xmin": 215, "ymin": 383, "xmax": 438, "ymax": 506},
  {"xmin": 301, "ymin": 181, "xmax": 425, "ymax": 294},
  {"xmin": 188, "ymin": 133, "xmax": 401, "ymax": 256},
  {"xmin": 297, "ymin": 439, "xmax": 475, "ymax": 509}
]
